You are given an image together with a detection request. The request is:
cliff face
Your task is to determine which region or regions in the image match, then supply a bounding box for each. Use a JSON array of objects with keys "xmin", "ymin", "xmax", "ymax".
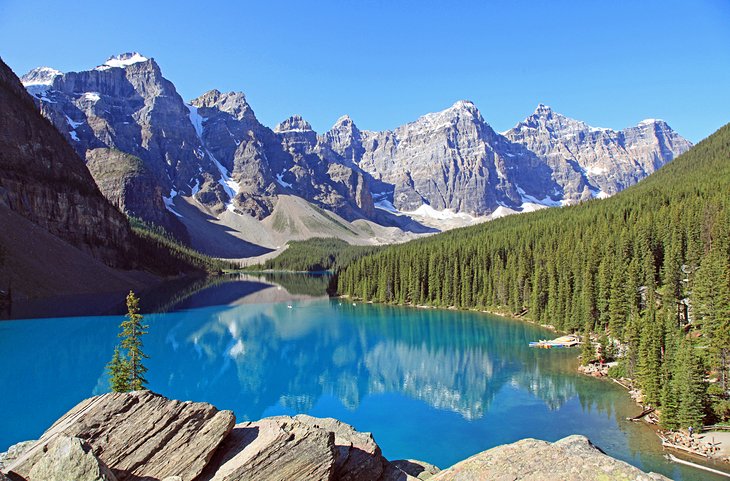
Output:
[
  {"xmin": 21, "ymin": 53, "xmax": 221, "ymax": 237},
  {"xmin": 344, "ymin": 101, "xmax": 558, "ymax": 214},
  {"xmin": 84, "ymin": 148, "xmax": 189, "ymax": 242},
  {"xmin": 0, "ymin": 57, "xmax": 135, "ymax": 268},
  {"xmin": 503, "ymin": 104, "xmax": 693, "ymax": 201}
]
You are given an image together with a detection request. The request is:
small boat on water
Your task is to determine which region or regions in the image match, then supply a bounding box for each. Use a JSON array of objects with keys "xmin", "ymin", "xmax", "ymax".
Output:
[{"xmin": 529, "ymin": 334, "xmax": 580, "ymax": 348}]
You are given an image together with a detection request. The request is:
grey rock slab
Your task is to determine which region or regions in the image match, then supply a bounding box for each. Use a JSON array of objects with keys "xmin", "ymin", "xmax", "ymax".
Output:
[
  {"xmin": 198, "ymin": 417, "xmax": 337, "ymax": 481},
  {"xmin": 293, "ymin": 414, "xmax": 385, "ymax": 481},
  {"xmin": 27, "ymin": 435, "xmax": 117, "ymax": 481},
  {"xmin": 430, "ymin": 435, "xmax": 670, "ymax": 481},
  {"xmin": 378, "ymin": 462, "xmax": 420, "ymax": 481},
  {"xmin": 5, "ymin": 391, "xmax": 235, "ymax": 481}
]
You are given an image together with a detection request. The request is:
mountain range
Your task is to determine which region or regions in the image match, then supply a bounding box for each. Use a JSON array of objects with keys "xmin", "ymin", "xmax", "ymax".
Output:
[{"xmin": 20, "ymin": 53, "xmax": 692, "ymax": 258}]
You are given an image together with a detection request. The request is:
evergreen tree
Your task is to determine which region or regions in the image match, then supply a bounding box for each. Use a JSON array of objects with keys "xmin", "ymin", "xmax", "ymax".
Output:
[
  {"xmin": 119, "ymin": 291, "xmax": 150, "ymax": 391},
  {"xmin": 677, "ymin": 341, "xmax": 707, "ymax": 428},
  {"xmin": 660, "ymin": 374, "xmax": 681, "ymax": 430},
  {"xmin": 107, "ymin": 345, "xmax": 131, "ymax": 393}
]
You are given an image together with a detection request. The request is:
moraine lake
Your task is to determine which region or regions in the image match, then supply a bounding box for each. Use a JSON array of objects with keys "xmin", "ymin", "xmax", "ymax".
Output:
[{"xmin": 0, "ymin": 273, "xmax": 726, "ymax": 481}]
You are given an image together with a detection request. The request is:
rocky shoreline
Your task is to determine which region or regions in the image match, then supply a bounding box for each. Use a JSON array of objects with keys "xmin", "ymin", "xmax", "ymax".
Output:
[{"xmin": 0, "ymin": 390, "xmax": 670, "ymax": 481}]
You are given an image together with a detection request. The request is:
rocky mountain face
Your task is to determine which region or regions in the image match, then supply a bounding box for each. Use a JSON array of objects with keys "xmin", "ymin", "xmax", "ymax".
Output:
[
  {"xmin": 338, "ymin": 100, "xmax": 559, "ymax": 215},
  {"xmin": 20, "ymin": 53, "xmax": 231, "ymax": 239},
  {"xmin": 189, "ymin": 90, "xmax": 375, "ymax": 221},
  {"xmin": 1, "ymin": 391, "xmax": 669, "ymax": 481},
  {"xmin": 0, "ymin": 57, "xmax": 213, "ymax": 299},
  {"xmin": 503, "ymin": 104, "xmax": 693, "ymax": 202},
  {"xmin": 0, "ymin": 57, "xmax": 136, "ymax": 268},
  {"xmin": 22, "ymin": 54, "xmax": 378, "ymax": 237},
  {"xmin": 20, "ymin": 53, "xmax": 692, "ymax": 253}
]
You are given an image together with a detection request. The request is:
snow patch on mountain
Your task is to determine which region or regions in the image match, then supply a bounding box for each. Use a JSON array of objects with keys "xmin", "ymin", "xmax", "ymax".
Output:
[
  {"xmin": 585, "ymin": 166, "xmax": 608, "ymax": 176},
  {"xmin": 190, "ymin": 178, "xmax": 201, "ymax": 196},
  {"xmin": 516, "ymin": 186, "xmax": 564, "ymax": 207},
  {"xmin": 211, "ymin": 155, "xmax": 240, "ymax": 211},
  {"xmin": 406, "ymin": 204, "xmax": 475, "ymax": 221},
  {"xmin": 187, "ymin": 104, "xmax": 205, "ymax": 139},
  {"xmin": 97, "ymin": 53, "xmax": 149, "ymax": 70},
  {"xmin": 65, "ymin": 115, "xmax": 83, "ymax": 129},
  {"xmin": 163, "ymin": 189, "xmax": 183, "ymax": 217},
  {"xmin": 187, "ymin": 103, "xmax": 240, "ymax": 211},
  {"xmin": 374, "ymin": 198, "xmax": 399, "ymax": 214},
  {"xmin": 275, "ymin": 170, "xmax": 292, "ymax": 189}
]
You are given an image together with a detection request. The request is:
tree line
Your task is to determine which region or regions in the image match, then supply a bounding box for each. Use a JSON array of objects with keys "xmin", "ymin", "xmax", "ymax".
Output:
[
  {"xmin": 251, "ymin": 237, "xmax": 381, "ymax": 272},
  {"xmin": 337, "ymin": 123, "xmax": 730, "ymax": 429}
]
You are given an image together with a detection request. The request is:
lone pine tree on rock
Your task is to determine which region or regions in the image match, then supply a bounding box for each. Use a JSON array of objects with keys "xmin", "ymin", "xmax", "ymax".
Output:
[{"xmin": 108, "ymin": 291, "xmax": 149, "ymax": 392}]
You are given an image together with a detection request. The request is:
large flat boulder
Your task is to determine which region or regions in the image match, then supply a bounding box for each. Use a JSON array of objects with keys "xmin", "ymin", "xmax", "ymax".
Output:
[
  {"xmin": 198, "ymin": 414, "xmax": 425, "ymax": 481},
  {"xmin": 430, "ymin": 435, "xmax": 670, "ymax": 481},
  {"xmin": 197, "ymin": 417, "xmax": 337, "ymax": 481},
  {"xmin": 5, "ymin": 391, "xmax": 235, "ymax": 481}
]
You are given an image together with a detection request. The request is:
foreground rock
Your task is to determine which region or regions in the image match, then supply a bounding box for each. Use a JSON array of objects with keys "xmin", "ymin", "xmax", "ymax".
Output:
[
  {"xmin": 197, "ymin": 417, "xmax": 337, "ymax": 481},
  {"xmin": 1, "ymin": 392, "xmax": 673, "ymax": 481},
  {"xmin": 430, "ymin": 435, "xmax": 670, "ymax": 481},
  {"xmin": 197, "ymin": 414, "xmax": 425, "ymax": 481},
  {"xmin": 391, "ymin": 460, "xmax": 441, "ymax": 480},
  {"xmin": 4, "ymin": 391, "xmax": 235, "ymax": 481},
  {"xmin": 26, "ymin": 435, "xmax": 117, "ymax": 481},
  {"xmin": 0, "ymin": 441, "xmax": 34, "ymax": 470},
  {"xmin": 293, "ymin": 415, "xmax": 388, "ymax": 481}
]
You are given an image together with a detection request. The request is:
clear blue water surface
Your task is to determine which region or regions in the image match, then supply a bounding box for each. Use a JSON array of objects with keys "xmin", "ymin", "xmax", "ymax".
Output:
[{"xmin": 0, "ymin": 274, "xmax": 726, "ymax": 480}]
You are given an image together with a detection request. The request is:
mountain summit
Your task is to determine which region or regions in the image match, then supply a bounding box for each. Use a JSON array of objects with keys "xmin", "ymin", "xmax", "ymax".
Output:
[{"xmin": 504, "ymin": 106, "xmax": 692, "ymax": 201}]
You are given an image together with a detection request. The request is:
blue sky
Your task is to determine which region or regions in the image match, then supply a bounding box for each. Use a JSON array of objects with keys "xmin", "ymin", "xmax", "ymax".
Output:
[{"xmin": 1, "ymin": 0, "xmax": 728, "ymax": 142}]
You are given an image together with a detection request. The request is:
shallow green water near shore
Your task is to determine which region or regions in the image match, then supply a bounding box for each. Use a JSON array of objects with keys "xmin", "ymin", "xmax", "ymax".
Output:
[{"xmin": 0, "ymin": 274, "xmax": 726, "ymax": 480}]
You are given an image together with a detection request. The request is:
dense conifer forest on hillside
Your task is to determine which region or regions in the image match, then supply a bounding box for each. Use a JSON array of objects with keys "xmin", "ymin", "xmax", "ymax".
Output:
[
  {"xmin": 337, "ymin": 123, "xmax": 730, "ymax": 428},
  {"xmin": 253, "ymin": 238, "xmax": 381, "ymax": 272}
]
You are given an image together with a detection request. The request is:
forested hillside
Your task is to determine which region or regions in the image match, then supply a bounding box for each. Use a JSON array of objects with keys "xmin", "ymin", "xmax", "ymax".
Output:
[
  {"xmin": 338, "ymin": 123, "xmax": 730, "ymax": 428},
  {"xmin": 253, "ymin": 238, "xmax": 381, "ymax": 272}
]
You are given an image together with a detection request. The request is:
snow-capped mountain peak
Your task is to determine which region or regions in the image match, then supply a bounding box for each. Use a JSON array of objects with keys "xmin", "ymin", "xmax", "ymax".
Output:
[
  {"xmin": 20, "ymin": 67, "xmax": 62, "ymax": 86},
  {"xmin": 97, "ymin": 52, "xmax": 149, "ymax": 70},
  {"xmin": 275, "ymin": 115, "xmax": 313, "ymax": 133}
]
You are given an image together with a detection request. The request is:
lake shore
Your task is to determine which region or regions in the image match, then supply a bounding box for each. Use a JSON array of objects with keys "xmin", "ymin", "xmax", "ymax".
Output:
[{"xmin": 338, "ymin": 293, "xmax": 730, "ymax": 478}]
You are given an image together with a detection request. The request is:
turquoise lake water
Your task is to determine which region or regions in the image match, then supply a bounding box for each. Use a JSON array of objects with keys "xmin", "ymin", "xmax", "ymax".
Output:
[{"xmin": 0, "ymin": 274, "xmax": 726, "ymax": 480}]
